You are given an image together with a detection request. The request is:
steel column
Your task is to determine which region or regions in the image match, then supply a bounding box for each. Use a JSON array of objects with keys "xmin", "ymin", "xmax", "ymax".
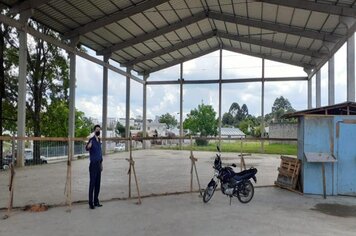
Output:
[
  {"xmin": 16, "ymin": 13, "xmax": 30, "ymax": 167},
  {"xmin": 328, "ymin": 56, "xmax": 335, "ymax": 105},
  {"xmin": 308, "ymin": 78, "xmax": 312, "ymax": 109},
  {"xmin": 142, "ymin": 74, "xmax": 148, "ymax": 149},
  {"xmin": 102, "ymin": 54, "xmax": 110, "ymax": 155},
  {"xmin": 218, "ymin": 49, "xmax": 222, "ymax": 146},
  {"xmin": 125, "ymin": 67, "xmax": 131, "ymax": 151},
  {"xmin": 179, "ymin": 63, "xmax": 184, "ymax": 149},
  {"xmin": 347, "ymin": 33, "xmax": 355, "ymax": 102},
  {"xmin": 316, "ymin": 70, "xmax": 321, "ymax": 107},
  {"xmin": 261, "ymin": 59, "xmax": 265, "ymax": 152}
]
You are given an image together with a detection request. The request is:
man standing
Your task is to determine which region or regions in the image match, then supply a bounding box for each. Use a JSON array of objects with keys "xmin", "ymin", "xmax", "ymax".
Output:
[{"xmin": 86, "ymin": 124, "xmax": 103, "ymax": 209}]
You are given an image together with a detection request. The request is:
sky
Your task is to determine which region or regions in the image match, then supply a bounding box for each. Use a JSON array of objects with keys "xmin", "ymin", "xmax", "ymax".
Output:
[{"xmin": 75, "ymin": 37, "xmax": 355, "ymax": 122}]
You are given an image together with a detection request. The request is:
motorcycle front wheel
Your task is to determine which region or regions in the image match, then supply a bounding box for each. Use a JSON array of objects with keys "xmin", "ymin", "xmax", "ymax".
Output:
[
  {"xmin": 203, "ymin": 184, "xmax": 217, "ymax": 203},
  {"xmin": 235, "ymin": 180, "xmax": 254, "ymax": 204}
]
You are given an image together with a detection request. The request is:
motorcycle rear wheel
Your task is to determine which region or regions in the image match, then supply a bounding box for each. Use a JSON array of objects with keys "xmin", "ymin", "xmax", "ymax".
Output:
[
  {"xmin": 203, "ymin": 185, "xmax": 217, "ymax": 203},
  {"xmin": 236, "ymin": 180, "xmax": 254, "ymax": 203}
]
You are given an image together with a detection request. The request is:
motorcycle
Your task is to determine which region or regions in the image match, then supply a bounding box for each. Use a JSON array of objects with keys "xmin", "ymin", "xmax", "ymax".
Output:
[{"xmin": 203, "ymin": 146, "xmax": 258, "ymax": 204}]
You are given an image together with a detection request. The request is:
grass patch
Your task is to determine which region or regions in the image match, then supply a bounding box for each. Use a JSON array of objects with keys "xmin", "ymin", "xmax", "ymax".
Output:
[{"xmin": 160, "ymin": 141, "xmax": 297, "ymax": 156}]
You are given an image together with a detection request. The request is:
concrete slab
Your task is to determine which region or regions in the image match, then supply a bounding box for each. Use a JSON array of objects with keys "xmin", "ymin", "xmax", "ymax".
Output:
[
  {"xmin": 0, "ymin": 188, "xmax": 355, "ymax": 236},
  {"xmin": 0, "ymin": 150, "xmax": 282, "ymax": 208}
]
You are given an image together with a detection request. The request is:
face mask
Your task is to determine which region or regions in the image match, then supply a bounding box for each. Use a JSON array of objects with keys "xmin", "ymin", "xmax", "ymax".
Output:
[{"xmin": 95, "ymin": 131, "xmax": 100, "ymax": 136}]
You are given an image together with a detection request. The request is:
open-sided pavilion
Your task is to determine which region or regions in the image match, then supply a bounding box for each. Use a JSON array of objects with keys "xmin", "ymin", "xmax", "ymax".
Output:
[{"xmin": 0, "ymin": 0, "xmax": 355, "ymax": 166}]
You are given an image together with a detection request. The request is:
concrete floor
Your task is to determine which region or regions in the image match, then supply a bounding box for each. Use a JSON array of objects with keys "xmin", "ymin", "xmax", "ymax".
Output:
[
  {"xmin": 0, "ymin": 150, "xmax": 280, "ymax": 208},
  {"xmin": 0, "ymin": 188, "xmax": 355, "ymax": 236},
  {"xmin": 1, "ymin": 150, "xmax": 355, "ymax": 236}
]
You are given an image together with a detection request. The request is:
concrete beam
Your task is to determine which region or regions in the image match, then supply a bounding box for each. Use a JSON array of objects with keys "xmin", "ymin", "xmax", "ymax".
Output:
[{"xmin": 64, "ymin": 0, "xmax": 170, "ymax": 39}]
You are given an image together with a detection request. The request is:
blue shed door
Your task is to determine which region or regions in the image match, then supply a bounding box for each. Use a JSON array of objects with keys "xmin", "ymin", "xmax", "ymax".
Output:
[{"xmin": 337, "ymin": 123, "xmax": 356, "ymax": 196}]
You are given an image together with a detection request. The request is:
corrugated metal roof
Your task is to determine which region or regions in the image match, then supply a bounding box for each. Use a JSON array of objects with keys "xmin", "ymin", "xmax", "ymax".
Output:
[
  {"xmin": 284, "ymin": 102, "xmax": 356, "ymax": 117},
  {"xmin": 221, "ymin": 127, "xmax": 246, "ymax": 137},
  {"xmin": 1, "ymin": 0, "xmax": 355, "ymax": 76}
]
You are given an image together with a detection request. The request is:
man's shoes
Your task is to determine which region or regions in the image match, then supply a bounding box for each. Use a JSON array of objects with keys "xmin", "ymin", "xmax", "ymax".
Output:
[
  {"xmin": 89, "ymin": 205, "xmax": 95, "ymax": 210},
  {"xmin": 94, "ymin": 203, "xmax": 103, "ymax": 207}
]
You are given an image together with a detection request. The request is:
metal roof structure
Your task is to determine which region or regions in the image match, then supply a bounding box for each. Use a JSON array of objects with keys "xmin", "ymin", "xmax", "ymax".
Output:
[
  {"xmin": 284, "ymin": 101, "xmax": 356, "ymax": 117},
  {"xmin": 220, "ymin": 127, "xmax": 246, "ymax": 137},
  {"xmin": 1, "ymin": 0, "xmax": 355, "ymax": 77}
]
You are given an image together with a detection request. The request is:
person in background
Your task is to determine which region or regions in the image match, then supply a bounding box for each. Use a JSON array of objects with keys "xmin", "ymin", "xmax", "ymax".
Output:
[{"xmin": 86, "ymin": 124, "xmax": 103, "ymax": 209}]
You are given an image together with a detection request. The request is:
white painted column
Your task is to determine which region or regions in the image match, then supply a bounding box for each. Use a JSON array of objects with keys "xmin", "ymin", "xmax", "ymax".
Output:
[
  {"xmin": 328, "ymin": 56, "xmax": 335, "ymax": 105},
  {"xmin": 347, "ymin": 33, "xmax": 355, "ymax": 102}
]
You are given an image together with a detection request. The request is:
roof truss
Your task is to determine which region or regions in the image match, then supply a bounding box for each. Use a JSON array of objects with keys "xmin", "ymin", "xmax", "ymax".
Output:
[{"xmin": 64, "ymin": 0, "xmax": 171, "ymax": 39}]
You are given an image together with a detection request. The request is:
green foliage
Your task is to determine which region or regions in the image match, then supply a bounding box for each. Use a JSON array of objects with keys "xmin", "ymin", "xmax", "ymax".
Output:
[
  {"xmin": 183, "ymin": 103, "xmax": 218, "ymax": 137},
  {"xmin": 41, "ymin": 100, "xmax": 93, "ymax": 137},
  {"xmin": 222, "ymin": 102, "xmax": 250, "ymax": 127},
  {"xmin": 267, "ymin": 96, "xmax": 296, "ymax": 124},
  {"xmin": 159, "ymin": 113, "xmax": 178, "ymax": 129},
  {"xmin": 115, "ymin": 122, "xmax": 125, "ymax": 137}
]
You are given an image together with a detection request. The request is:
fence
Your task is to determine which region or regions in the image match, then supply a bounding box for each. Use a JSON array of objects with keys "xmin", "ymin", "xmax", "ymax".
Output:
[{"xmin": 0, "ymin": 135, "xmax": 297, "ymax": 218}]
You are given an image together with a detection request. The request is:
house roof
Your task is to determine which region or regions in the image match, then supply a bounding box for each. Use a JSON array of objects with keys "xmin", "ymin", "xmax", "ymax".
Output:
[
  {"xmin": 1, "ymin": 0, "xmax": 355, "ymax": 77},
  {"xmin": 221, "ymin": 127, "xmax": 245, "ymax": 136}
]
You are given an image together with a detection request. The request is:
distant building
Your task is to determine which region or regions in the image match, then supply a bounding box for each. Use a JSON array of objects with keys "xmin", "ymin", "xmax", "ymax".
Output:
[{"xmin": 220, "ymin": 127, "xmax": 246, "ymax": 139}]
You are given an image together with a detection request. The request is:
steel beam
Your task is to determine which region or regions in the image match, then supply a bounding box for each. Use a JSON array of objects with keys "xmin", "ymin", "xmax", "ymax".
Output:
[
  {"xmin": 125, "ymin": 32, "xmax": 216, "ymax": 66},
  {"xmin": 218, "ymin": 31, "xmax": 325, "ymax": 59},
  {"xmin": 328, "ymin": 55, "xmax": 335, "ymax": 105},
  {"xmin": 146, "ymin": 76, "xmax": 307, "ymax": 85},
  {"xmin": 223, "ymin": 45, "xmax": 313, "ymax": 68},
  {"xmin": 209, "ymin": 11, "xmax": 342, "ymax": 42},
  {"xmin": 347, "ymin": 33, "xmax": 355, "ymax": 102},
  {"xmin": 98, "ymin": 12, "xmax": 207, "ymax": 55},
  {"xmin": 258, "ymin": 0, "xmax": 356, "ymax": 18},
  {"xmin": 64, "ymin": 0, "xmax": 170, "ymax": 39},
  {"xmin": 145, "ymin": 46, "xmax": 219, "ymax": 74},
  {"xmin": 0, "ymin": 14, "xmax": 144, "ymax": 84},
  {"xmin": 9, "ymin": 0, "xmax": 51, "ymax": 14},
  {"xmin": 102, "ymin": 54, "xmax": 110, "ymax": 155}
]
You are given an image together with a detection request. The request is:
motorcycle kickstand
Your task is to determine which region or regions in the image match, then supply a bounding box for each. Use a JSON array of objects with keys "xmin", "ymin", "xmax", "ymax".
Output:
[{"xmin": 229, "ymin": 196, "xmax": 232, "ymax": 205}]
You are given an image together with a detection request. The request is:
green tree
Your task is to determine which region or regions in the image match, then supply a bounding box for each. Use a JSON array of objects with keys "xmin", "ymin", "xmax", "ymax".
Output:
[
  {"xmin": 159, "ymin": 113, "xmax": 178, "ymax": 129},
  {"xmin": 222, "ymin": 112, "xmax": 234, "ymax": 126},
  {"xmin": 269, "ymin": 96, "xmax": 296, "ymax": 123},
  {"xmin": 42, "ymin": 100, "xmax": 93, "ymax": 137},
  {"xmin": 183, "ymin": 104, "xmax": 218, "ymax": 137},
  {"xmin": 115, "ymin": 122, "xmax": 125, "ymax": 137}
]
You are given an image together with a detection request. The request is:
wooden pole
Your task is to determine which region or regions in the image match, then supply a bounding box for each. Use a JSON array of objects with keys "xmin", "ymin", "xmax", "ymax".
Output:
[{"xmin": 131, "ymin": 160, "xmax": 142, "ymax": 205}]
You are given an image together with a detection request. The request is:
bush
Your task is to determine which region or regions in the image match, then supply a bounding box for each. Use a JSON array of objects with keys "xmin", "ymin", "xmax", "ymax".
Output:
[{"xmin": 195, "ymin": 137, "xmax": 209, "ymax": 146}]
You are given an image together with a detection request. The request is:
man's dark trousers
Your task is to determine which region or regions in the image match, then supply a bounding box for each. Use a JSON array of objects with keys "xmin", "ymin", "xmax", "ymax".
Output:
[{"xmin": 89, "ymin": 161, "xmax": 101, "ymax": 206}]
